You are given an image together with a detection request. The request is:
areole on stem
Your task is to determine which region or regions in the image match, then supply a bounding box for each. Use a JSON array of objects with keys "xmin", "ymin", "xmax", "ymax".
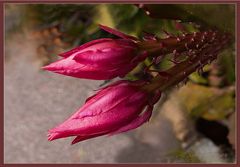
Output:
[{"xmin": 141, "ymin": 30, "xmax": 231, "ymax": 93}]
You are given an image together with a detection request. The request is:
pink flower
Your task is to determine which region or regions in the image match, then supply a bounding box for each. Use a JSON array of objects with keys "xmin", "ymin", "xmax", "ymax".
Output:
[
  {"xmin": 43, "ymin": 25, "xmax": 147, "ymax": 80},
  {"xmin": 48, "ymin": 80, "xmax": 161, "ymax": 144}
]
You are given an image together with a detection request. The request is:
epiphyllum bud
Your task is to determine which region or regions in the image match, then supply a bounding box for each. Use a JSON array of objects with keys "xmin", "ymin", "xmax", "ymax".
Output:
[
  {"xmin": 48, "ymin": 80, "xmax": 161, "ymax": 144},
  {"xmin": 43, "ymin": 25, "xmax": 147, "ymax": 80}
]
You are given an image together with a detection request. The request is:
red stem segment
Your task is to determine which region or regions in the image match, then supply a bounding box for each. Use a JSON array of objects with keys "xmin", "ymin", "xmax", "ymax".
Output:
[{"xmin": 141, "ymin": 30, "xmax": 231, "ymax": 92}]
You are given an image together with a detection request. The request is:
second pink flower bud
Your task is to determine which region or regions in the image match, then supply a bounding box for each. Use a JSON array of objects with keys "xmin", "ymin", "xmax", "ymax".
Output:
[
  {"xmin": 48, "ymin": 80, "xmax": 161, "ymax": 144},
  {"xmin": 43, "ymin": 25, "xmax": 148, "ymax": 80}
]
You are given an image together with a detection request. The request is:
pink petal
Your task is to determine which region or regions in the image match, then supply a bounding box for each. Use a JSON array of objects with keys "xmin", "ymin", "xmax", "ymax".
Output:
[
  {"xmin": 59, "ymin": 38, "xmax": 113, "ymax": 57},
  {"xmin": 43, "ymin": 44, "xmax": 140, "ymax": 80},
  {"xmin": 109, "ymin": 105, "xmax": 153, "ymax": 136},
  {"xmin": 42, "ymin": 56, "xmax": 125, "ymax": 80},
  {"xmin": 99, "ymin": 24, "xmax": 138, "ymax": 41},
  {"xmin": 71, "ymin": 135, "xmax": 97, "ymax": 144},
  {"xmin": 47, "ymin": 91, "xmax": 148, "ymax": 141},
  {"xmin": 71, "ymin": 90, "xmax": 145, "ymax": 120},
  {"xmin": 48, "ymin": 131, "xmax": 74, "ymax": 141},
  {"xmin": 72, "ymin": 47, "xmax": 135, "ymax": 67},
  {"xmin": 71, "ymin": 82, "xmax": 148, "ymax": 120},
  {"xmin": 84, "ymin": 80, "xmax": 129, "ymax": 103},
  {"xmin": 131, "ymin": 51, "xmax": 148, "ymax": 64},
  {"xmin": 71, "ymin": 105, "xmax": 153, "ymax": 144},
  {"xmin": 148, "ymin": 90, "xmax": 162, "ymax": 106},
  {"xmin": 71, "ymin": 131, "xmax": 110, "ymax": 145}
]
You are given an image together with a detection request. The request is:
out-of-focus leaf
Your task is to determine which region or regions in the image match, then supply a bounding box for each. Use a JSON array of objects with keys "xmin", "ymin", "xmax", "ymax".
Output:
[
  {"xmin": 93, "ymin": 4, "xmax": 115, "ymax": 28},
  {"xmin": 189, "ymin": 72, "xmax": 208, "ymax": 85},
  {"xmin": 191, "ymin": 92, "xmax": 234, "ymax": 120},
  {"xmin": 177, "ymin": 83, "xmax": 234, "ymax": 120},
  {"xmin": 107, "ymin": 4, "xmax": 147, "ymax": 37},
  {"xmin": 138, "ymin": 4, "xmax": 235, "ymax": 35},
  {"xmin": 177, "ymin": 83, "xmax": 215, "ymax": 112},
  {"xmin": 137, "ymin": 4, "xmax": 190, "ymax": 20},
  {"xmin": 180, "ymin": 4, "xmax": 235, "ymax": 34},
  {"xmin": 107, "ymin": 4, "xmax": 139, "ymax": 25},
  {"xmin": 218, "ymin": 48, "xmax": 235, "ymax": 85},
  {"xmin": 168, "ymin": 149, "xmax": 201, "ymax": 163}
]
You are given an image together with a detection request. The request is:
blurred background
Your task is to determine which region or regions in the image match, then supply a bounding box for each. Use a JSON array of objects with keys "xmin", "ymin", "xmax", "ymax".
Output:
[{"xmin": 4, "ymin": 4, "xmax": 235, "ymax": 163}]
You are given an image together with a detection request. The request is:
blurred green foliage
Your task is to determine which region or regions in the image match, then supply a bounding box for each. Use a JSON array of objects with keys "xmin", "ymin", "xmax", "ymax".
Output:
[
  {"xmin": 26, "ymin": 4, "xmax": 107, "ymax": 45},
  {"xmin": 218, "ymin": 48, "xmax": 235, "ymax": 85},
  {"xmin": 177, "ymin": 82, "xmax": 235, "ymax": 120},
  {"xmin": 168, "ymin": 148, "xmax": 201, "ymax": 163}
]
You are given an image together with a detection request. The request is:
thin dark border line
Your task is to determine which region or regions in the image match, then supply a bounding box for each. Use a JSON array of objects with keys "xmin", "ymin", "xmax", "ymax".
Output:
[
  {"xmin": 1, "ymin": 1, "xmax": 239, "ymax": 2},
  {"xmin": 234, "ymin": 2, "xmax": 238, "ymax": 165},
  {"xmin": 1, "ymin": 2, "xmax": 239, "ymax": 4},
  {"xmin": 234, "ymin": 2, "xmax": 237, "ymax": 165},
  {"xmin": 2, "ymin": 1, "xmax": 240, "ymax": 3},
  {"xmin": 236, "ymin": 2, "xmax": 239, "ymax": 166},
  {"xmin": 1, "ymin": 1, "xmax": 239, "ymax": 166},
  {"xmin": 0, "ymin": 2, "xmax": 3, "ymax": 166},
  {"xmin": 2, "ymin": 3, "xmax": 6, "ymax": 165}
]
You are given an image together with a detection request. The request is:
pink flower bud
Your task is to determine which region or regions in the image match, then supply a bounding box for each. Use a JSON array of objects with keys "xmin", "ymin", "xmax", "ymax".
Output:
[
  {"xmin": 48, "ymin": 80, "xmax": 161, "ymax": 144},
  {"xmin": 43, "ymin": 26, "xmax": 147, "ymax": 80}
]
